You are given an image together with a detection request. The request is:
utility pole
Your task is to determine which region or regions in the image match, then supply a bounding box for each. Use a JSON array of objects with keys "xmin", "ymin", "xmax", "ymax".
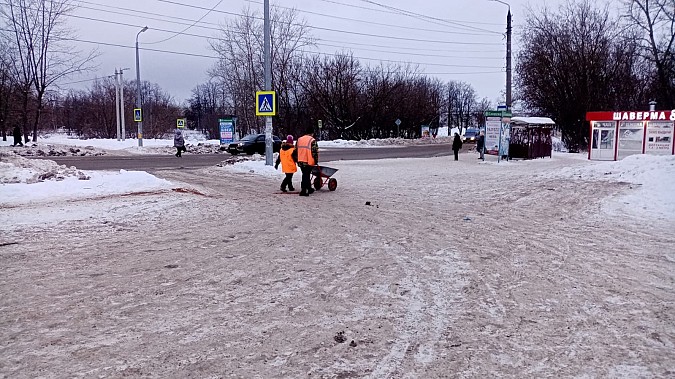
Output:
[
  {"xmin": 135, "ymin": 26, "xmax": 148, "ymax": 147},
  {"xmin": 506, "ymin": 8, "xmax": 512, "ymax": 110},
  {"xmin": 263, "ymin": 0, "xmax": 273, "ymax": 165},
  {"xmin": 115, "ymin": 69, "xmax": 121, "ymax": 141},
  {"xmin": 120, "ymin": 68, "xmax": 128, "ymax": 141},
  {"xmin": 489, "ymin": 0, "xmax": 512, "ymax": 110}
]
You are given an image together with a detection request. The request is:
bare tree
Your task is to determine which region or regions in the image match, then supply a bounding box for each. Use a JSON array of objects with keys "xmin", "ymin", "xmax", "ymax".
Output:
[
  {"xmin": 517, "ymin": 0, "xmax": 644, "ymax": 151},
  {"xmin": 623, "ymin": 0, "xmax": 675, "ymax": 107},
  {"xmin": 209, "ymin": 5, "xmax": 313, "ymax": 137},
  {"xmin": 1, "ymin": 0, "xmax": 97, "ymax": 142},
  {"xmin": 446, "ymin": 80, "xmax": 478, "ymax": 135}
]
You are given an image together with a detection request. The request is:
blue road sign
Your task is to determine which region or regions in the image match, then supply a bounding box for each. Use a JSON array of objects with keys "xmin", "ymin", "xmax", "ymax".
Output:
[
  {"xmin": 255, "ymin": 91, "xmax": 276, "ymax": 116},
  {"xmin": 134, "ymin": 108, "xmax": 142, "ymax": 122}
]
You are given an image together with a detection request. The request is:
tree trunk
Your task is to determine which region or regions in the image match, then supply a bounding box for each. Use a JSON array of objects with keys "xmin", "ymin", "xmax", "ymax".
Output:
[{"xmin": 21, "ymin": 89, "xmax": 29, "ymax": 143}]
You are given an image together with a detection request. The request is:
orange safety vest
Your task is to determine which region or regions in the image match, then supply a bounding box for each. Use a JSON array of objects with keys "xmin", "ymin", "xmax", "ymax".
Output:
[
  {"xmin": 279, "ymin": 146, "xmax": 297, "ymax": 173},
  {"xmin": 296, "ymin": 135, "xmax": 316, "ymax": 166}
]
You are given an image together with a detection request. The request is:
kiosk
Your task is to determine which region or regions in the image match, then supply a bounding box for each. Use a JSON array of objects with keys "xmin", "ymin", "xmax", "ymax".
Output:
[{"xmin": 586, "ymin": 110, "xmax": 675, "ymax": 160}]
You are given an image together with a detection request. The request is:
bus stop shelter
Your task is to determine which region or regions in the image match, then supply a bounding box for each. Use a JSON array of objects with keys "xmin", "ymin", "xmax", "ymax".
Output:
[{"xmin": 508, "ymin": 117, "xmax": 555, "ymax": 159}]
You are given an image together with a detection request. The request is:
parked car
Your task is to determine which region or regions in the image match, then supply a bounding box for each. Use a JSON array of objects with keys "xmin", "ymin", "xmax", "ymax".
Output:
[
  {"xmin": 227, "ymin": 134, "xmax": 282, "ymax": 155},
  {"xmin": 463, "ymin": 128, "xmax": 480, "ymax": 143}
]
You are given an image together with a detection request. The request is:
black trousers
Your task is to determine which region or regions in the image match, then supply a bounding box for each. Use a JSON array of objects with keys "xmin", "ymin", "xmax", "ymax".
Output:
[
  {"xmin": 175, "ymin": 146, "xmax": 186, "ymax": 156},
  {"xmin": 281, "ymin": 173, "xmax": 294, "ymax": 190},
  {"xmin": 300, "ymin": 165, "xmax": 313, "ymax": 192},
  {"xmin": 453, "ymin": 149, "xmax": 459, "ymax": 160}
]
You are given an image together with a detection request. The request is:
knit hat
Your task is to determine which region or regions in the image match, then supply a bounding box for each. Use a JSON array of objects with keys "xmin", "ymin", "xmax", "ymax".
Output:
[{"xmin": 286, "ymin": 135, "xmax": 294, "ymax": 144}]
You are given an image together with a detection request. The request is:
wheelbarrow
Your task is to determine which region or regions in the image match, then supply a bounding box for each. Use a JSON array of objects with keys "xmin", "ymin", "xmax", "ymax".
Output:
[{"xmin": 311, "ymin": 165, "xmax": 338, "ymax": 191}]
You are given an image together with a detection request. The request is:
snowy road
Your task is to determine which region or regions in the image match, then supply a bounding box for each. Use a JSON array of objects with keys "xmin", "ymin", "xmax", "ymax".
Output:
[
  {"xmin": 1, "ymin": 153, "xmax": 674, "ymax": 378},
  {"xmin": 41, "ymin": 143, "xmax": 457, "ymax": 171}
]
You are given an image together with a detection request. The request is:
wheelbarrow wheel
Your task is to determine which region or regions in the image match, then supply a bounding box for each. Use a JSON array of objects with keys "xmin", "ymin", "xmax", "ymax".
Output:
[
  {"xmin": 313, "ymin": 177, "xmax": 323, "ymax": 190},
  {"xmin": 328, "ymin": 178, "xmax": 337, "ymax": 191}
]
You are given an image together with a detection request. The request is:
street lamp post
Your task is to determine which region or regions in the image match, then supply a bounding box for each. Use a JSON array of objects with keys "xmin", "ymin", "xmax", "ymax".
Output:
[
  {"xmin": 135, "ymin": 26, "xmax": 148, "ymax": 147},
  {"xmin": 490, "ymin": 0, "xmax": 511, "ymax": 110}
]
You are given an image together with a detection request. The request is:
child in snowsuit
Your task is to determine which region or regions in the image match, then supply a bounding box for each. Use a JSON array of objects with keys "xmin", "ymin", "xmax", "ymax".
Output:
[
  {"xmin": 174, "ymin": 129, "xmax": 186, "ymax": 157},
  {"xmin": 275, "ymin": 135, "xmax": 298, "ymax": 192}
]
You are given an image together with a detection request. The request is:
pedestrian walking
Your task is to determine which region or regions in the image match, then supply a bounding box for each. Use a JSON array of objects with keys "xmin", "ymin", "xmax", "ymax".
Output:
[
  {"xmin": 12, "ymin": 125, "xmax": 23, "ymax": 147},
  {"xmin": 174, "ymin": 129, "xmax": 186, "ymax": 157},
  {"xmin": 275, "ymin": 135, "xmax": 298, "ymax": 192},
  {"xmin": 452, "ymin": 132, "xmax": 462, "ymax": 161},
  {"xmin": 476, "ymin": 130, "xmax": 485, "ymax": 160},
  {"xmin": 296, "ymin": 126, "xmax": 319, "ymax": 197}
]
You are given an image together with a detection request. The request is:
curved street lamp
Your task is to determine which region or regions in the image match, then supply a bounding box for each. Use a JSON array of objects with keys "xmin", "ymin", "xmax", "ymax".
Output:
[{"xmin": 135, "ymin": 26, "xmax": 148, "ymax": 147}]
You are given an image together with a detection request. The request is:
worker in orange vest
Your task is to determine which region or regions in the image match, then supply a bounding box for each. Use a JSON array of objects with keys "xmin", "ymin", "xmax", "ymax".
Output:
[
  {"xmin": 296, "ymin": 126, "xmax": 319, "ymax": 197},
  {"xmin": 274, "ymin": 135, "xmax": 298, "ymax": 192}
]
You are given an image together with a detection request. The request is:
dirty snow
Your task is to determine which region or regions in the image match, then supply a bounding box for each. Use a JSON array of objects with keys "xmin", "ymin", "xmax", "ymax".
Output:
[{"xmin": 1, "ymin": 142, "xmax": 674, "ymax": 378}]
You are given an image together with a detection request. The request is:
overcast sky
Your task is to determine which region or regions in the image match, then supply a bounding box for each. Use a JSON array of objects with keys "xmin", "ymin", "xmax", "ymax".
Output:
[{"xmin": 63, "ymin": 0, "xmax": 567, "ymax": 105}]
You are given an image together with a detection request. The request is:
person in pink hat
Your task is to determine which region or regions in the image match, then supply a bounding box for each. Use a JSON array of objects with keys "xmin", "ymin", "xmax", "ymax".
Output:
[{"xmin": 274, "ymin": 135, "xmax": 298, "ymax": 192}]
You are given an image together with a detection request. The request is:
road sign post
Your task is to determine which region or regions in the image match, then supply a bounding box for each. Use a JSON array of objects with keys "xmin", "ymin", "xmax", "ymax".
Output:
[
  {"xmin": 255, "ymin": 90, "xmax": 276, "ymax": 165},
  {"xmin": 395, "ymin": 118, "xmax": 401, "ymax": 138}
]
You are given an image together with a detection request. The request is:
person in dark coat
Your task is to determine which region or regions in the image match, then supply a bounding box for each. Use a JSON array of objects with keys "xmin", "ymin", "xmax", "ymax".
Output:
[
  {"xmin": 12, "ymin": 125, "xmax": 23, "ymax": 147},
  {"xmin": 476, "ymin": 130, "xmax": 485, "ymax": 160},
  {"xmin": 452, "ymin": 132, "xmax": 462, "ymax": 161},
  {"xmin": 174, "ymin": 129, "xmax": 186, "ymax": 157}
]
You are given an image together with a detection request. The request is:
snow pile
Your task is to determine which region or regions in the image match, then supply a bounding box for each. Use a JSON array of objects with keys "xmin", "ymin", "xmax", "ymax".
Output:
[
  {"xmin": 0, "ymin": 152, "xmax": 89, "ymax": 184},
  {"xmin": 216, "ymin": 153, "xmax": 281, "ymax": 178},
  {"xmin": 1, "ymin": 143, "xmax": 108, "ymax": 157},
  {"xmin": 0, "ymin": 153, "xmax": 175, "ymax": 206},
  {"xmin": 551, "ymin": 136, "xmax": 568, "ymax": 152},
  {"xmin": 552, "ymin": 154, "xmax": 675, "ymax": 220}
]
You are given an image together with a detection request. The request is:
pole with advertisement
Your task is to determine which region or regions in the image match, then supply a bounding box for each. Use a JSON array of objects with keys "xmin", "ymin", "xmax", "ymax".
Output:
[
  {"xmin": 219, "ymin": 117, "xmax": 235, "ymax": 146},
  {"xmin": 484, "ymin": 109, "xmax": 512, "ymax": 162}
]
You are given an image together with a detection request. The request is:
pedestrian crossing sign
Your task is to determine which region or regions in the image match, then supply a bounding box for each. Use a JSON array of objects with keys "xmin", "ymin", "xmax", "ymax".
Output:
[
  {"xmin": 133, "ymin": 108, "xmax": 142, "ymax": 122},
  {"xmin": 255, "ymin": 91, "xmax": 276, "ymax": 116},
  {"xmin": 177, "ymin": 118, "xmax": 186, "ymax": 128}
]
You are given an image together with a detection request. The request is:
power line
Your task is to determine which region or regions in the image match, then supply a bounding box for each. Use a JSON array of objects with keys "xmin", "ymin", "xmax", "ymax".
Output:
[
  {"xmin": 152, "ymin": 0, "xmax": 502, "ymax": 45},
  {"xmin": 75, "ymin": 1, "xmax": 505, "ymax": 54},
  {"xmin": 60, "ymin": 75, "xmax": 114, "ymax": 85},
  {"xmin": 69, "ymin": 11, "xmax": 508, "ymax": 62},
  {"xmin": 144, "ymin": 0, "xmax": 224, "ymax": 45},
  {"xmin": 242, "ymin": 0, "xmax": 500, "ymax": 36},
  {"xmin": 316, "ymin": 0, "xmax": 504, "ymax": 26},
  {"xmin": 358, "ymin": 0, "xmax": 502, "ymax": 35}
]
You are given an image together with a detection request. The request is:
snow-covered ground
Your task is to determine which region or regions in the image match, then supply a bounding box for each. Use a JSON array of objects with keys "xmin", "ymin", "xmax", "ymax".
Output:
[{"xmin": 1, "ymin": 139, "xmax": 674, "ymax": 378}]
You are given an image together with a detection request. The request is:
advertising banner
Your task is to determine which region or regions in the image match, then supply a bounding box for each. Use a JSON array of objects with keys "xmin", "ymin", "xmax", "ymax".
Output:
[
  {"xmin": 645, "ymin": 121, "xmax": 673, "ymax": 154},
  {"xmin": 499, "ymin": 123, "xmax": 511, "ymax": 157},
  {"xmin": 219, "ymin": 118, "xmax": 234, "ymax": 145},
  {"xmin": 485, "ymin": 118, "xmax": 501, "ymax": 154}
]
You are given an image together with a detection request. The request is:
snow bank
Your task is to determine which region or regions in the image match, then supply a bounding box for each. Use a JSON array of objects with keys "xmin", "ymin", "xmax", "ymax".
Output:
[
  {"xmin": 552, "ymin": 154, "xmax": 675, "ymax": 220},
  {"xmin": 0, "ymin": 152, "xmax": 89, "ymax": 184},
  {"xmin": 0, "ymin": 153, "xmax": 174, "ymax": 206}
]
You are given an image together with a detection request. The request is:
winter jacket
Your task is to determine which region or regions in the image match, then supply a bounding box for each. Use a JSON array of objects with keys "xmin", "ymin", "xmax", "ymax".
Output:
[
  {"xmin": 174, "ymin": 131, "xmax": 185, "ymax": 147},
  {"xmin": 452, "ymin": 135, "xmax": 463, "ymax": 151},
  {"xmin": 476, "ymin": 135, "xmax": 485, "ymax": 150},
  {"xmin": 297, "ymin": 134, "xmax": 318, "ymax": 166},
  {"xmin": 275, "ymin": 142, "xmax": 298, "ymax": 173}
]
